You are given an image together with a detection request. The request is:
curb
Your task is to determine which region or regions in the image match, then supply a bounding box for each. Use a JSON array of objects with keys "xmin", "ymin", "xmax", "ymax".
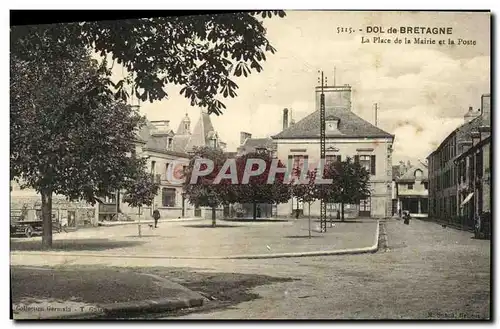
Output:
[
  {"xmin": 43, "ymin": 297, "xmax": 204, "ymax": 319},
  {"xmin": 97, "ymin": 218, "xmax": 203, "ymax": 227},
  {"xmin": 11, "ymin": 221, "xmax": 380, "ymax": 260}
]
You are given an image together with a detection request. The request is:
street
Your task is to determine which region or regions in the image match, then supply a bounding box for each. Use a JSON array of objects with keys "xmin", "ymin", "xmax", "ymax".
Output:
[
  {"xmin": 10, "ymin": 218, "xmax": 490, "ymax": 319},
  {"xmin": 173, "ymin": 219, "xmax": 490, "ymax": 319}
]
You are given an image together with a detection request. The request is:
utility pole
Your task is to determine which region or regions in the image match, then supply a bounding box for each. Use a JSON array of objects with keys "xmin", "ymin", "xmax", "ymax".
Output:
[
  {"xmin": 319, "ymin": 71, "xmax": 327, "ymax": 233},
  {"xmin": 374, "ymin": 103, "xmax": 378, "ymax": 127}
]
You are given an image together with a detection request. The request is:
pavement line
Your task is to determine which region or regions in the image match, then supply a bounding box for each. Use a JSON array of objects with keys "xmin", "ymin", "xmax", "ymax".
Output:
[{"xmin": 11, "ymin": 221, "xmax": 379, "ymax": 260}]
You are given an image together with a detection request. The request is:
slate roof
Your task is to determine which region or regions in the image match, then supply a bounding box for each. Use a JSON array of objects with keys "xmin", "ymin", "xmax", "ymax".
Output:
[
  {"xmin": 272, "ymin": 108, "xmax": 393, "ymax": 139},
  {"xmin": 237, "ymin": 137, "xmax": 275, "ymax": 154},
  {"xmin": 183, "ymin": 111, "xmax": 224, "ymax": 152},
  {"xmin": 137, "ymin": 111, "xmax": 224, "ymax": 155},
  {"xmin": 137, "ymin": 120, "xmax": 188, "ymax": 157},
  {"xmin": 396, "ymin": 163, "xmax": 428, "ymax": 183},
  {"xmin": 428, "ymin": 111, "xmax": 491, "ymax": 158}
]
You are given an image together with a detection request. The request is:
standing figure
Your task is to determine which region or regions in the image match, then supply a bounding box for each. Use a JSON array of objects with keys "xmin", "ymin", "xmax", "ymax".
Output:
[{"xmin": 153, "ymin": 209, "xmax": 160, "ymax": 228}]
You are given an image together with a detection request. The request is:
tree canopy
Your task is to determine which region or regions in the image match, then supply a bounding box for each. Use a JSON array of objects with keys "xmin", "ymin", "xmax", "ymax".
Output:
[
  {"xmin": 320, "ymin": 158, "xmax": 371, "ymax": 220},
  {"xmin": 11, "ymin": 11, "xmax": 286, "ymax": 115},
  {"xmin": 11, "ymin": 44, "xmax": 150, "ymax": 246}
]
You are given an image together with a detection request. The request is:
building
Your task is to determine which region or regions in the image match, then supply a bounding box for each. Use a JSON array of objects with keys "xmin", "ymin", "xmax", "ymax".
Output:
[
  {"xmin": 237, "ymin": 132, "xmax": 275, "ymax": 156},
  {"xmin": 427, "ymin": 93, "xmax": 491, "ymax": 227},
  {"xmin": 10, "ymin": 182, "xmax": 98, "ymax": 229},
  {"xmin": 272, "ymin": 84, "xmax": 395, "ymax": 218},
  {"xmin": 113, "ymin": 109, "xmax": 227, "ymax": 221},
  {"xmin": 393, "ymin": 161, "xmax": 429, "ymax": 218},
  {"xmin": 232, "ymin": 133, "xmax": 278, "ymax": 218}
]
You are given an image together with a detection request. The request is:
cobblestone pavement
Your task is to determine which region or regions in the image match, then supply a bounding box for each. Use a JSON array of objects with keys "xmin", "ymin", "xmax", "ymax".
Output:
[
  {"xmin": 10, "ymin": 219, "xmax": 490, "ymax": 319},
  {"xmin": 10, "ymin": 218, "xmax": 377, "ymax": 258}
]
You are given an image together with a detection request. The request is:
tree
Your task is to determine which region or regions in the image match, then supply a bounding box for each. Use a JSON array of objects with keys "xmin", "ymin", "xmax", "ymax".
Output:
[
  {"xmin": 11, "ymin": 11, "xmax": 286, "ymax": 115},
  {"xmin": 183, "ymin": 146, "xmax": 231, "ymax": 227},
  {"xmin": 321, "ymin": 158, "xmax": 371, "ymax": 221},
  {"xmin": 291, "ymin": 168, "xmax": 317, "ymax": 238},
  {"xmin": 11, "ymin": 46, "xmax": 148, "ymax": 248},
  {"xmin": 122, "ymin": 171, "xmax": 160, "ymax": 237},
  {"xmin": 234, "ymin": 152, "xmax": 290, "ymax": 220}
]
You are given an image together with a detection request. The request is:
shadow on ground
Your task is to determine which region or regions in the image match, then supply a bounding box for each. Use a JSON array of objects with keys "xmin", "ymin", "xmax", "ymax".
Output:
[
  {"xmin": 221, "ymin": 219, "xmax": 290, "ymax": 223},
  {"xmin": 10, "ymin": 239, "xmax": 145, "ymax": 251},
  {"xmin": 312, "ymin": 220, "xmax": 366, "ymax": 223},
  {"xmin": 183, "ymin": 224, "xmax": 244, "ymax": 228},
  {"xmin": 124, "ymin": 235, "xmax": 163, "ymax": 238}
]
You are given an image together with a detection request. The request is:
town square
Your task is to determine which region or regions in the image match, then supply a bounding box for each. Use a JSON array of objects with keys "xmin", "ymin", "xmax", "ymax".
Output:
[{"xmin": 9, "ymin": 10, "xmax": 491, "ymax": 320}]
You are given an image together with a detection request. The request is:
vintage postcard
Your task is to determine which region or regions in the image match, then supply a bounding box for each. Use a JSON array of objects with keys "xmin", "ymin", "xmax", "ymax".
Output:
[{"xmin": 10, "ymin": 10, "xmax": 491, "ymax": 320}]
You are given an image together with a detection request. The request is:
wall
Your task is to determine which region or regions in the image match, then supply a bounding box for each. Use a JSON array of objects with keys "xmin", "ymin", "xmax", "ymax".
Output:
[
  {"xmin": 482, "ymin": 141, "xmax": 491, "ymax": 213},
  {"xmin": 275, "ymin": 137, "xmax": 393, "ymax": 218}
]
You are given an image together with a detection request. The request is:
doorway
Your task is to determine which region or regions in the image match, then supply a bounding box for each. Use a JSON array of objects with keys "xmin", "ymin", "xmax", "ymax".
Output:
[{"xmin": 359, "ymin": 198, "xmax": 371, "ymax": 217}]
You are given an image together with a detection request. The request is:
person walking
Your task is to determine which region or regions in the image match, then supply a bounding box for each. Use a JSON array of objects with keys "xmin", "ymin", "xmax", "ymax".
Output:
[{"xmin": 153, "ymin": 209, "xmax": 160, "ymax": 228}]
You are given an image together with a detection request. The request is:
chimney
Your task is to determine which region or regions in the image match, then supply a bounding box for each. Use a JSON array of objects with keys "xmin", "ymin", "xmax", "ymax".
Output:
[
  {"xmin": 315, "ymin": 84, "xmax": 352, "ymax": 112},
  {"xmin": 481, "ymin": 94, "xmax": 491, "ymax": 124},
  {"xmin": 283, "ymin": 108, "xmax": 289, "ymax": 130},
  {"xmin": 240, "ymin": 132, "xmax": 252, "ymax": 145},
  {"xmin": 464, "ymin": 106, "xmax": 480, "ymax": 123}
]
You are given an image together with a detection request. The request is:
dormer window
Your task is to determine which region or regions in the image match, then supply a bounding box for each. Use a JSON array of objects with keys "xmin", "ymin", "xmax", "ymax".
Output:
[
  {"xmin": 325, "ymin": 116, "xmax": 340, "ymax": 133},
  {"xmin": 167, "ymin": 137, "xmax": 173, "ymax": 150}
]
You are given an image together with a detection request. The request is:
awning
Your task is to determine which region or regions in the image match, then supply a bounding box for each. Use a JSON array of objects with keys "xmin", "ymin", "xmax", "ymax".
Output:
[{"xmin": 460, "ymin": 192, "xmax": 474, "ymax": 208}]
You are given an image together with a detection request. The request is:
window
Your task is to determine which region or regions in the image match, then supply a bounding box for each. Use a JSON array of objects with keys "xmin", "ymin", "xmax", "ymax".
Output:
[
  {"xmin": 359, "ymin": 155, "xmax": 371, "ymax": 172},
  {"xmin": 162, "ymin": 188, "xmax": 176, "ymax": 207},
  {"xmin": 167, "ymin": 138, "xmax": 173, "ymax": 150},
  {"xmin": 423, "ymin": 182, "xmax": 428, "ymax": 190},
  {"xmin": 151, "ymin": 160, "xmax": 156, "ymax": 176},
  {"xmin": 325, "ymin": 155, "xmax": 341, "ymax": 166},
  {"xmin": 356, "ymin": 155, "xmax": 375, "ymax": 175},
  {"xmin": 408, "ymin": 184, "xmax": 414, "ymax": 190},
  {"xmin": 292, "ymin": 155, "xmax": 308, "ymax": 170},
  {"xmin": 165, "ymin": 163, "xmax": 170, "ymax": 180}
]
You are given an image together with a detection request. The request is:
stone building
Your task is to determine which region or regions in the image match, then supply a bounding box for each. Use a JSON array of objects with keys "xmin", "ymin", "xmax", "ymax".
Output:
[
  {"xmin": 393, "ymin": 161, "xmax": 429, "ymax": 218},
  {"xmin": 114, "ymin": 109, "xmax": 227, "ymax": 221},
  {"xmin": 272, "ymin": 84, "xmax": 395, "ymax": 218},
  {"xmin": 427, "ymin": 93, "xmax": 491, "ymax": 227}
]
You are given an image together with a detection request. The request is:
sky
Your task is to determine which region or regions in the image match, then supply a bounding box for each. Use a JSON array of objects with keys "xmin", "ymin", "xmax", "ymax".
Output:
[{"xmin": 107, "ymin": 11, "xmax": 490, "ymax": 164}]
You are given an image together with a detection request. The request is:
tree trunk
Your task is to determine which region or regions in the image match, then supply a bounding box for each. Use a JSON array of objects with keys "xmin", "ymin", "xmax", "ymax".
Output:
[
  {"xmin": 41, "ymin": 190, "xmax": 53, "ymax": 249},
  {"xmin": 308, "ymin": 202, "xmax": 311, "ymax": 239},
  {"xmin": 341, "ymin": 202, "xmax": 345, "ymax": 221},
  {"xmin": 253, "ymin": 202, "xmax": 257, "ymax": 220},
  {"xmin": 138, "ymin": 206, "xmax": 142, "ymax": 237},
  {"xmin": 211, "ymin": 207, "xmax": 216, "ymax": 227}
]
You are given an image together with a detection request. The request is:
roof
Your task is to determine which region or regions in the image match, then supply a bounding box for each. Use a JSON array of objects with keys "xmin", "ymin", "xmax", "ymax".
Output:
[
  {"xmin": 138, "ymin": 111, "xmax": 224, "ymax": 155},
  {"xmin": 237, "ymin": 137, "xmax": 275, "ymax": 155},
  {"xmin": 455, "ymin": 135, "xmax": 491, "ymax": 161},
  {"xmin": 396, "ymin": 163, "xmax": 428, "ymax": 183},
  {"xmin": 271, "ymin": 108, "xmax": 393, "ymax": 139},
  {"xmin": 428, "ymin": 107, "xmax": 491, "ymax": 159},
  {"xmin": 243, "ymin": 138, "xmax": 274, "ymax": 149},
  {"xmin": 183, "ymin": 111, "xmax": 224, "ymax": 152}
]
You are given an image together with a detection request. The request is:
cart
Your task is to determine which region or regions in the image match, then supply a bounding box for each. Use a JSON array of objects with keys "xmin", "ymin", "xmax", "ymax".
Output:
[{"xmin": 10, "ymin": 219, "xmax": 62, "ymax": 238}]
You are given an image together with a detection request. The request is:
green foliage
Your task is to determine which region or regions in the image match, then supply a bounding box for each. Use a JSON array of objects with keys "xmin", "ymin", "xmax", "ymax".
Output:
[
  {"xmin": 183, "ymin": 146, "xmax": 231, "ymax": 209},
  {"xmin": 233, "ymin": 151, "xmax": 290, "ymax": 206},
  {"xmin": 319, "ymin": 157, "xmax": 371, "ymax": 205},
  {"xmin": 11, "ymin": 11, "xmax": 285, "ymax": 115},
  {"xmin": 11, "ymin": 48, "xmax": 147, "ymax": 204},
  {"xmin": 291, "ymin": 168, "xmax": 317, "ymax": 205},
  {"xmin": 122, "ymin": 172, "xmax": 160, "ymax": 208}
]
